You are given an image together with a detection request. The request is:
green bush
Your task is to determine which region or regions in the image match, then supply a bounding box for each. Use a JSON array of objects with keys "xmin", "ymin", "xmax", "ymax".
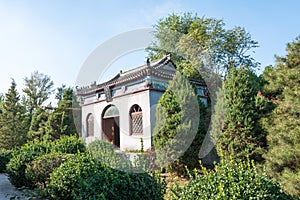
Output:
[
  {"xmin": 6, "ymin": 141, "xmax": 49, "ymax": 188},
  {"xmin": 88, "ymin": 139, "xmax": 132, "ymax": 171},
  {"xmin": 0, "ymin": 149, "xmax": 13, "ymax": 173},
  {"xmin": 25, "ymin": 152, "xmax": 73, "ymax": 189},
  {"xmin": 7, "ymin": 135, "xmax": 86, "ymax": 188},
  {"xmin": 51, "ymin": 135, "xmax": 86, "ymax": 154},
  {"xmin": 172, "ymin": 157, "xmax": 293, "ymax": 200},
  {"xmin": 47, "ymin": 153, "xmax": 165, "ymax": 200}
]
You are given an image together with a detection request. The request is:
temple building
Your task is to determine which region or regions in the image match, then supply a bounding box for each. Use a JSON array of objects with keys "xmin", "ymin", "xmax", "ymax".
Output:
[{"xmin": 76, "ymin": 55, "xmax": 208, "ymax": 151}]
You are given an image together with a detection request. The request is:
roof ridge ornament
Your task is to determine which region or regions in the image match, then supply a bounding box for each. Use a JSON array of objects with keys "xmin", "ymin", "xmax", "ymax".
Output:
[
  {"xmin": 146, "ymin": 58, "xmax": 150, "ymax": 67},
  {"xmin": 166, "ymin": 54, "xmax": 171, "ymax": 60}
]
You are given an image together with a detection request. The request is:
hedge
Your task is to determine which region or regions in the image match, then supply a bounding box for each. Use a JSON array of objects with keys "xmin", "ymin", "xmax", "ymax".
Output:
[
  {"xmin": 47, "ymin": 153, "xmax": 165, "ymax": 200},
  {"xmin": 171, "ymin": 158, "xmax": 293, "ymax": 200}
]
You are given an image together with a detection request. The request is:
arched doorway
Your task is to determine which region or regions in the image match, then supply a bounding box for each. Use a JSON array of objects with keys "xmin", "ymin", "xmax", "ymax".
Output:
[{"xmin": 102, "ymin": 105, "xmax": 120, "ymax": 148}]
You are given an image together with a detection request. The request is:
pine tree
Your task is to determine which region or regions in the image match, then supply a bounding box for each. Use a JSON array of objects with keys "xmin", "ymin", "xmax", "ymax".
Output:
[
  {"xmin": 153, "ymin": 72, "xmax": 206, "ymax": 174},
  {"xmin": 0, "ymin": 93, "xmax": 4, "ymax": 113},
  {"xmin": 0, "ymin": 80, "xmax": 28, "ymax": 149},
  {"xmin": 262, "ymin": 37, "xmax": 300, "ymax": 197},
  {"xmin": 46, "ymin": 88, "xmax": 78, "ymax": 140},
  {"xmin": 23, "ymin": 71, "xmax": 54, "ymax": 117},
  {"xmin": 217, "ymin": 67, "xmax": 265, "ymax": 161},
  {"xmin": 27, "ymin": 108, "xmax": 49, "ymax": 142},
  {"xmin": 210, "ymin": 87, "xmax": 226, "ymax": 147}
]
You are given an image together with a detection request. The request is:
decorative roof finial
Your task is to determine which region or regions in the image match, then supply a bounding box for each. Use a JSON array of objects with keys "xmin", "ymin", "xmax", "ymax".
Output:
[{"xmin": 146, "ymin": 58, "xmax": 150, "ymax": 67}]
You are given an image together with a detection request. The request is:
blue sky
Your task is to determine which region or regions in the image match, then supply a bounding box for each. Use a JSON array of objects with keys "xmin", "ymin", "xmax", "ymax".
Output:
[{"xmin": 0, "ymin": 0, "xmax": 300, "ymax": 96}]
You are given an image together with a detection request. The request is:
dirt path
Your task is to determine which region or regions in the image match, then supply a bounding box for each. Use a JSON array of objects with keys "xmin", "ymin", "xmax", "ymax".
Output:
[{"xmin": 0, "ymin": 174, "xmax": 28, "ymax": 200}]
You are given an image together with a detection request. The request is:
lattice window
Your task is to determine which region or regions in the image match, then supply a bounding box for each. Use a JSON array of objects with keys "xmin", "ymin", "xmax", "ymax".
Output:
[
  {"xmin": 86, "ymin": 114, "xmax": 94, "ymax": 137},
  {"xmin": 130, "ymin": 105, "xmax": 143, "ymax": 135}
]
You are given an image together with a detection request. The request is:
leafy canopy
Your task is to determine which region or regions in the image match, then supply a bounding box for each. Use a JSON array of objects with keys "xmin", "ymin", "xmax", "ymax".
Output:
[{"xmin": 147, "ymin": 13, "xmax": 258, "ymax": 79}]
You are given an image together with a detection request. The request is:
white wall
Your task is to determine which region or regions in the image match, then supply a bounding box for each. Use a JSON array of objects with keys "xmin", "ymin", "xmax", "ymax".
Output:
[
  {"xmin": 81, "ymin": 90, "xmax": 152, "ymax": 151},
  {"xmin": 149, "ymin": 90, "xmax": 164, "ymax": 138}
]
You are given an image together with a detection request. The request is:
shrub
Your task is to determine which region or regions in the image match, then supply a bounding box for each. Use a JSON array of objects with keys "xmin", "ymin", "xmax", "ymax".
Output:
[
  {"xmin": 171, "ymin": 157, "xmax": 293, "ymax": 200},
  {"xmin": 0, "ymin": 149, "xmax": 13, "ymax": 173},
  {"xmin": 87, "ymin": 139, "xmax": 132, "ymax": 171},
  {"xmin": 46, "ymin": 153, "xmax": 100, "ymax": 199},
  {"xmin": 51, "ymin": 135, "xmax": 86, "ymax": 154},
  {"xmin": 6, "ymin": 141, "xmax": 49, "ymax": 188},
  {"xmin": 47, "ymin": 153, "xmax": 165, "ymax": 200},
  {"xmin": 25, "ymin": 152, "xmax": 73, "ymax": 189},
  {"xmin": 7, "ymin": 135, "xmax": 86, "ymax": 188}
]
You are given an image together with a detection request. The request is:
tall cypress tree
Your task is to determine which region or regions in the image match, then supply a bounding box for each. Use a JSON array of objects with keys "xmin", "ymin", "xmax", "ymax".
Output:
[
  {"xmin": 217, "ymin": 67, "xmax": 265, "ymax": 161},
  {"xmin": 0, "ymin": 80, "xmax": 28, "ymax": 149},
  {"xmin": 262, "ymin": 37, "xmax": 300, "ymax": 197},
  {"xmin": 153, "ymin": 72, "xmax": 206, "ymax": 174},
  {"xmin": 46, "ymin": 88, "xmax": 78, "ymax": 140}
]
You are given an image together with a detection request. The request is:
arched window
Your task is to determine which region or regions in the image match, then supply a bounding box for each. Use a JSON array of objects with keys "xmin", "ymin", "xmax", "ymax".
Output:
[
  {"xmin": 86, "ymin": 113, "xmax": 94, "ymax": 137},
  {"xmin": 130, "ymin": 104, "xmax": 143, "ymax": 135}
]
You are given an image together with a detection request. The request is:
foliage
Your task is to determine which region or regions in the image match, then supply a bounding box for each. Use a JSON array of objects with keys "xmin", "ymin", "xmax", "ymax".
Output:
[
  {"xmin": 25, "ymin": 152, "xmax": 73, "ymax": 189},
  {"xmin": 23, "ymin": 71, "xmax": 54, "ymax": 116},
  {"xmin": 46, "ymin": 88, "xmax": 79, "ymax": 140},
  {"xmin": 216, "ymin": 67, "xmax": 266, "ymax": 162},
  {"xmin": 51, "ymin": 134, "xmax": 86, "ymax": 154},
  {"xmin": 0, "ymin": 148, "xmax": 13, "ymax": 173},
  {"xmin": 0, "ymin": 93, "xmax": 3, "ymax": 112},
  {"xmin": 262, "ymin": 36, "xmax": 300, "ymax": 197},
  {"xmin": 133, "ymin": 150, "xmax": 157, "ymax": 173},
  {"xmin": 88, "ymin": 139, "xmax": 132, "ymax": 171},
  {"xmin": 150, "ymin": 12, "xmax": 260, "ymax": 175},
  {"xmin": 88, "ymin": 140, "xmax": 156, "ymax": 192},
  {"xmin": 27, "ymin": 108, "xmax": 49, "ymax": 141},
  {"xmin": 6, "ymin": 141, "xmax": 49, "ymax": 188},
  {"xmin": 140, "ymin": 137, "xmax": 144, "ymax": 152},
  {"xmin": 210, "ymin": 87, "xmax": 225, "ymax": 144},
  {"xmin": 0, "ymin": 80, "xmax": 28, "ymax": 149},
  {"xmin": 153, "ymin": 72, "xmax": 206, "ymax": 174},
  {"xmin": 6, "ymin": 135, "xmax": 86, "ymax": 188},
  {"xmin": 171, "ymin": 157, "xmax": 293, "ymax": 200},
  {"xmin": 147, "ymin": 13, "xmax": 258, "ymax": 79},
  {"xmin": 55, "ymin": 84, "xmax": 66, "ymax": 101},
  {"xmin": 47, "ymin": 153, "xmax": 165, "ymax": 200}
]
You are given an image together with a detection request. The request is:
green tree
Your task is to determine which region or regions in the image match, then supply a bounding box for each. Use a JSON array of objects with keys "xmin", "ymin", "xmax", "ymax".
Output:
[
  {"xmin": 0, "ymin": 80, "xmax": 28, "ymax": 149},
  {"xmin": 46, "ymin": 88, "xmax": 78, "ymax": 140},
  {"xmin": 216, "ymin": 67, "xmax": 265, "ymax": 162},
  {"xmin": 148, "ymin": 13, "xmax": 258, "ymax": 79},
  {"xmin": 55, "ymin": 84, "xmax": 66, "ymax": 101},
  {"xmin": 262, "ymin": 37, "xmax": 300, "ymax": 197},
  {"xmin": 23, "ymin": 71, "xmax": 54, "ymax": 116},
  {"xmin": 153, "ymin": 73, "xmax": 206, "ymax": 174},
  {"xmin": 27, "ymin": 108, "xmax": 49, "ymax": 142},
  {"xmin": 0, "ymin": 93, "xmax": 4, "ymax": 113},
  {"xmin": 151, "ymin": 13, "xmax": 260, "ymax": 173}
]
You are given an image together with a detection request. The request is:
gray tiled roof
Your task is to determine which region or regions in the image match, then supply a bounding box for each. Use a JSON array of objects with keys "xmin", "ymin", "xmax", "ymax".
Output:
[{"xmin": 76, "ymin": 55, "xmax": 176, "ymax": 96}]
